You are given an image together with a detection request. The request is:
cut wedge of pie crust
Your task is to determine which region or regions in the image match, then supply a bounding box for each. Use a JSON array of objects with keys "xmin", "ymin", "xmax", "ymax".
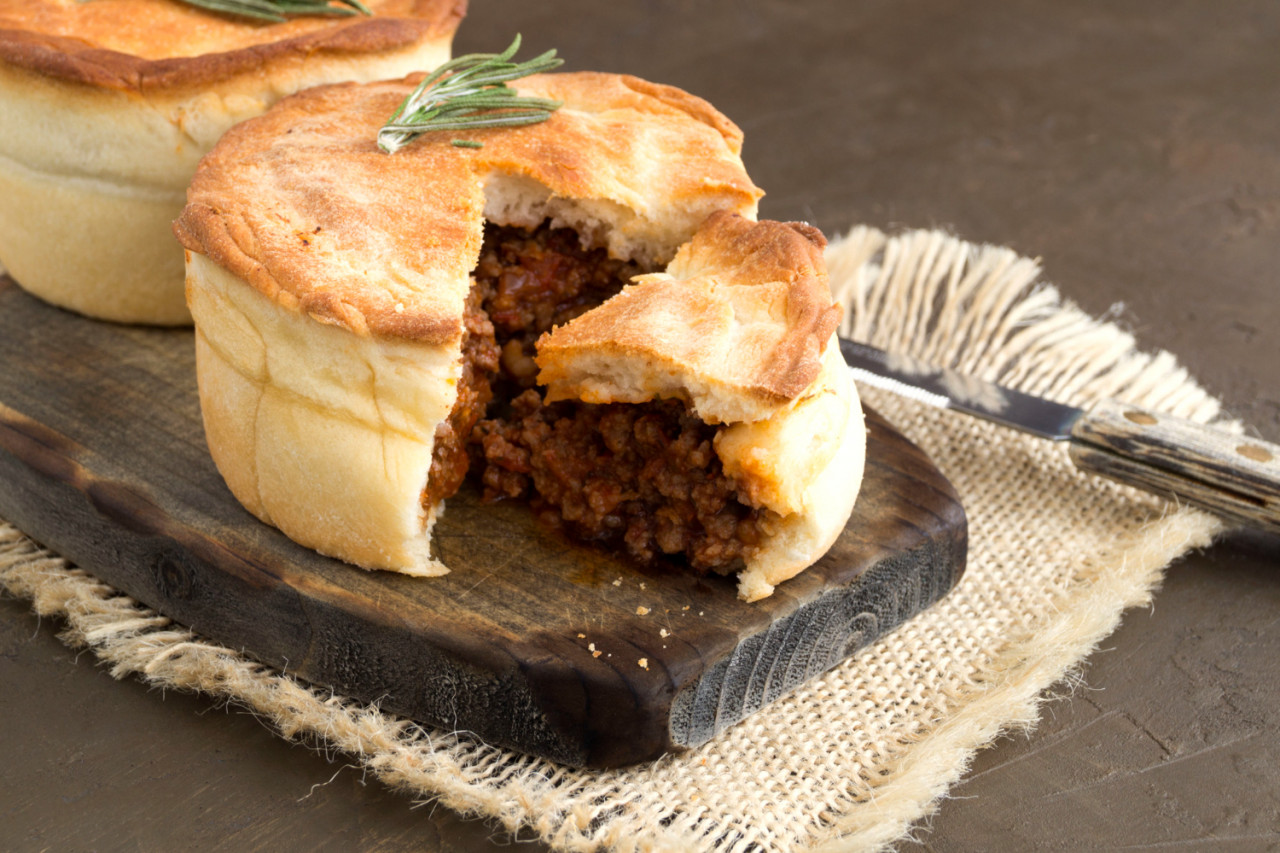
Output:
[{"xmin": 174, "ymin": 70, "xmax": 866, "ymax": 601}]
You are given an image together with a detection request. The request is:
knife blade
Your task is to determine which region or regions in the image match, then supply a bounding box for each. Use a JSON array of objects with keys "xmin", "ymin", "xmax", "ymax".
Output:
[{"xmin": 839, "ymin": 337, "xmax": 1280, "ymax": 534}]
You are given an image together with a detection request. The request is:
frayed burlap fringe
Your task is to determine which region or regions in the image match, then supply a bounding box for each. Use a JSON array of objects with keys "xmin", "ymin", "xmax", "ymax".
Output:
[{"xmin": 0, "ymin": 226, "xmax": 1229, "ymax": 852}]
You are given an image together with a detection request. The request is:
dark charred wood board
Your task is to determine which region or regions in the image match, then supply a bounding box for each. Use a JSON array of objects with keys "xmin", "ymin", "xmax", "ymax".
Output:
[{"xmin": 0, "ymin": 274, "xmax": 967, "ymax": 768}]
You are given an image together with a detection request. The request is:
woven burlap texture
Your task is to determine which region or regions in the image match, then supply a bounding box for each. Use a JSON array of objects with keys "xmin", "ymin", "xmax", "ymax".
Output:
[{"xmin": 0, "ymin": 225, "xmax": 1229, "ymax": 852}]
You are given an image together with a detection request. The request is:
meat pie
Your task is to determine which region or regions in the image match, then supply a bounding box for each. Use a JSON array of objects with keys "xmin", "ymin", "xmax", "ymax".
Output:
[
  {"xmin": 0, "ymin": 0, "xmax": 465, "ymax": 324},
  {"xmin": 174, "ymin": 71, "xmax": 865, "ymax": 601}
]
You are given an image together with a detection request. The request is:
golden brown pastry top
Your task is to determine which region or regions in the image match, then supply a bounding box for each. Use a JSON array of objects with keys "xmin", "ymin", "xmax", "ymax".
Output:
[
  {"xmin": 0, "ymin": 0, "xmax": 465, "ymax": 92},
  {"xmin": 537, "ymin": 211, "xmax": 841, "ymax": 420},
  {"xmin": 174, "ymin": 70, "xmax": 764, "ymax": 345}
]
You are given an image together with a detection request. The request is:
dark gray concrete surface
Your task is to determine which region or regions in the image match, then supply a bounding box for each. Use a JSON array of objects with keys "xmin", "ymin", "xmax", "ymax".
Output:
[{"xmin": 3, "ymin": 1, "xmax": 1278, "ymax": 850}]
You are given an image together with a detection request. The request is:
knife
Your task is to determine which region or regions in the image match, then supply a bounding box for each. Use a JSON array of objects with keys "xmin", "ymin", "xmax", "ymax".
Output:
[{"xmin": 839, "ymin": 338, "xmax": 1280, "ymax": 535}]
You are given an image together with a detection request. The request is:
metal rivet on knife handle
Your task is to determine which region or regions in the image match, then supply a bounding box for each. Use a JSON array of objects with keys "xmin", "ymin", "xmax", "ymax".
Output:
[
  {"xmin": 1123, "ymin": 410, "xmax": 1158, "ymax": 426},
  {"xmin": 1238, "ymin": 444, "xmax": 1274, "ymax": 464}
]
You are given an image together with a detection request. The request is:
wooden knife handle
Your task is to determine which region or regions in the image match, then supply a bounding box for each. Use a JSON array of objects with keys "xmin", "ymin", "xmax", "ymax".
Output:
[{"xmin": 1068, "ymin": 398, "xmax": 1280, "ymax": 534}]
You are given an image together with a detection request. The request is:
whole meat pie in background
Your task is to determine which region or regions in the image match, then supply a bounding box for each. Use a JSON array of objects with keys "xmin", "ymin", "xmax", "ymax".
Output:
[
  {"xmin": 0, "ymin": 0, "xmax": 466, "ymax": 325},
  {"xmin": 174, "ymin": 70, "xmax": 866, "ymax": 602}
]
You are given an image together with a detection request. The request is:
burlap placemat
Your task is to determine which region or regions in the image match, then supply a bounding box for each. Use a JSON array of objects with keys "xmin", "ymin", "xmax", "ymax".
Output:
[{"xmin": 0, "ymin": 226, "xmax": 1229, "ymax": 851}]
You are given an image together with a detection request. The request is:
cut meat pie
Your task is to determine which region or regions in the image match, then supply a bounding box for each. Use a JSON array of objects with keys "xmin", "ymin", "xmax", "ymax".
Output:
[
  {"xmin": 174, "ymin": 70, "xmax": 865, "ymax": 601},
  {"xmin": 0, "ymin": 0, "xmax": 465, "ymax": 324}
]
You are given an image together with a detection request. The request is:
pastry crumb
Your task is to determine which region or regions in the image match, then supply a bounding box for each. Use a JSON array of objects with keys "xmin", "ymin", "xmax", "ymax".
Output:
[
  {"xmin": 638, "ymin": 658, "xmax": 649, "ymax": 670},
  {"xmin": 636, "ymin": 606, "xmax": 650, "ymax": 616}
]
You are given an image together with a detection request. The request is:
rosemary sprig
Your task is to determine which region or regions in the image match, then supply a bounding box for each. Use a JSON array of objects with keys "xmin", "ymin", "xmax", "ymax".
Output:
[
  {"xmin": 177, "ymin": 0, "xmax": 371, "ymax": 24},
  {"xmin": 378, "ymin": 35, "xmax": 564, "ymax": 154}
]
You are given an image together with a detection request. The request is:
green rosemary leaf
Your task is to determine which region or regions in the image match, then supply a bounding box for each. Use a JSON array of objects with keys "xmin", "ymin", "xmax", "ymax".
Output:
[
  {"xmin": 383, "ymin": 109, "xmax": 563, "ymax": 133},
  {"xmin": 176, "ymin": 0, "xmax": 371, "ymax": 23},
  {"xmin": 451, "ymin": 140, "xmax": 484, "ymax": 149},
  {"xmin": 378, "ymin": 34, "xmax": 564, "ymax": 154}
]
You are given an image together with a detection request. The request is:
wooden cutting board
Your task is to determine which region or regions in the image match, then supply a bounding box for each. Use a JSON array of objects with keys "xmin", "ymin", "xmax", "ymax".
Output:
[{"xmin": 0, "ymin": 275, "xmax": 966, "ymax": 768}]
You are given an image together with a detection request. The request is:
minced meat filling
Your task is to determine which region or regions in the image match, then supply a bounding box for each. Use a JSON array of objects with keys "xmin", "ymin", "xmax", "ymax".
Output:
[
  {"xmin": 425, "ymin": 220, "xmax": 777, "ymax": 571},
  {"xmin": 427, "ymin": 222, "xmax": 638, "ymax": 507},
  {"xmin": 423, "ymin": 284, "xmax": 499, "ymax": 509},
  {"xmin": 473, "ymin": 223, "xmax": 649, "ymax": 393},
  {"xmin": 473, "ymin": 391, "xmax": 778, "ymax": 573}
]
